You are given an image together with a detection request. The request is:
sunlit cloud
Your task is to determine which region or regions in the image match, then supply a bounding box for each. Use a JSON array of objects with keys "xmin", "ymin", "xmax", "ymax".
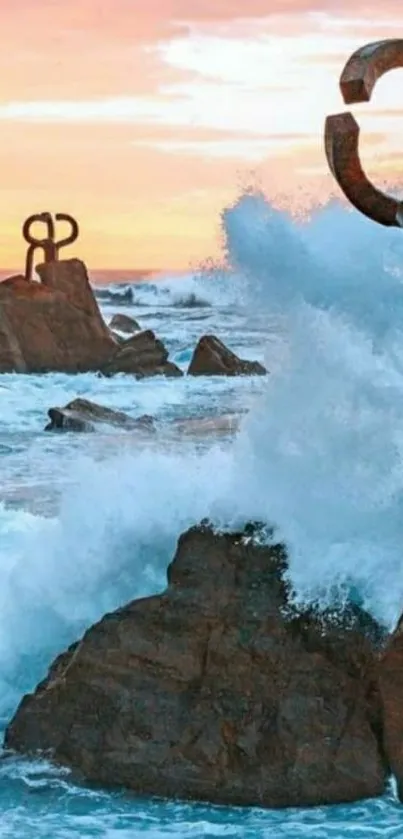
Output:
[
  {"xmin": 0, "ymin": 0, "xmax": 402, "ymax": 268},
  {"xmin": 132, "ymin": 136, "xmax": 316, "ymax": 161}
]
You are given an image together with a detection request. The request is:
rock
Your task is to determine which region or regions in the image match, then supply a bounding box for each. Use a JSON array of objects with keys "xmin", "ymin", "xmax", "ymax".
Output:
[
  {"xmin": 110, "ymin": 331, "xmax": 126, "ymax": 345},
  {"xmin": 95, "ymin": 287, "xmax": 134, "ymax": 306},
  {"xmin": 102, "ymin": 330, "xmax": 182, "ymax": 378},
  {"xmin": 0, "ymin": 261, "xmax": 117, "ymax": 373},
  {"xmin": 0, "ymin": 263, "xmax": 180, "ymax": 378},
  {"xmin": 109, "ymin": 314, "xmax": 140, "ymax": 334},
  {"xmin": 187, "ymin": 335, "xmax": 267, "ymax": 376},
  {"xmin": 44, "ymin": 398, "xmax": 155, "ymax": 433},
  {"xmin": 173, "ymin": 292, "xmax": 210, "ymax": 309},
  {"xmin": 5, "ymin": 523, "xmax": 386, "ymax": 809},
  {"xmin": 378, "ymin": 615, "xmax": 403, "ymax": 800}
]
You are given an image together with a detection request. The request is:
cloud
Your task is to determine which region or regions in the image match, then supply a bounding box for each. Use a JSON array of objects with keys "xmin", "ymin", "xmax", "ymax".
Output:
[
  {"xmin": 131, "ymin": 135, "xmax": 315, "ymax": 161},
  {"xmin": 0, "ymin": 0, "xmax": 403, "ymax": 270}
]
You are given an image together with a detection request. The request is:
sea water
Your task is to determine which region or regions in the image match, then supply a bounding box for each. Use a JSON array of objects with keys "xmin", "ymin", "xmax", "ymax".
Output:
[{"xmin": 1, "ymin": 191, "xmax": 403, "ymax": 836}]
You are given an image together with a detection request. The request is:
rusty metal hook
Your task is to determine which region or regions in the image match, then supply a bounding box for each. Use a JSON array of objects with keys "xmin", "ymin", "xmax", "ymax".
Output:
[
  {"xmin": 54, "ymin": 213, "xmax": 79, "ymax": 250},
  {"xmin": 324, "ymin": 39, "xmax": 403, "ymax": 227},
  {"xmin": 22, "ymin": 211, "xmax": 80, "ymax": 280},
  {"xmin": 23, "ymin": 211, "xmax": 55, "ymax": 246}
]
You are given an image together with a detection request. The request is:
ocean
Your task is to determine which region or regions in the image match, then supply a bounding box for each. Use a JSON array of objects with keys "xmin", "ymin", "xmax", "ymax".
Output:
[{"xmin": 2, "ymin": 189, "xmax": 403, "ymax": 836}]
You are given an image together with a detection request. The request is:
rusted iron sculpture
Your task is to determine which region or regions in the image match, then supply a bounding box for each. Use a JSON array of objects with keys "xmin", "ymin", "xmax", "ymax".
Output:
[
  {"xmin": 325, "ymin": 39, "xmax": 403, "ymax": 227},
  {"xmin": 22, "ymin": 211, "xmax": 79, "ymax": 280}
]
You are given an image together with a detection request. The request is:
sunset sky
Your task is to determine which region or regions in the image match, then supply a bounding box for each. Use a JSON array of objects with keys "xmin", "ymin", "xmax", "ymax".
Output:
[{"xmin": 0, "ymin": 0, "xmax": 403, "ymax": 271}]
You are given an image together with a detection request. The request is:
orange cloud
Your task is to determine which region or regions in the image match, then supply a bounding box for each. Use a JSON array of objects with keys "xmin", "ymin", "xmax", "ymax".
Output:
[{"xmin": 0, "ymin": 1, "xmax": 402, "ymax": 270}]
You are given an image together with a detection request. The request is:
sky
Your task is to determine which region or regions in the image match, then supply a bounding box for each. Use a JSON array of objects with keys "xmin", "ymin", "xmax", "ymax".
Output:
[{"xmin": 0, "ymin": 0, "xmax": 403, "ymax": 271}]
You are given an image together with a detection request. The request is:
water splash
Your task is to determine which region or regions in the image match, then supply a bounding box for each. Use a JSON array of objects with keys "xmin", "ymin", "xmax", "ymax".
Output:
[
  {"xmin": 224, "ymin": 190, "xmax": 403, "ymax": 340},
  {"xmin": 224, "ymin": 191, "xmax": 403, "ymax": 625},
  {"xmin": 95, "ymin": 269, "xmax": 243, "ymax": 310}
]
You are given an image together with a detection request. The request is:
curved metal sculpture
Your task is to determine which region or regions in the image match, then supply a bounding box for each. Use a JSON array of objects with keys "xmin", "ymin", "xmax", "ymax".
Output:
[
  {"xmin": 22, "ymin": 212, "xmax": 79, "ymax": 280},
  {"xmin": 325, "ymin": 39, "xmax": 403, "ymax": 227}
]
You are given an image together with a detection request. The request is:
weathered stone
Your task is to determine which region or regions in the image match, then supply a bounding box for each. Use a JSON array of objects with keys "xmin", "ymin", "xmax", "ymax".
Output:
[
  {"xmin": 109, "ymin": 313, "xmax": 140, "ymax": 334},
  {"xmin": 5, "ymin": 523, "xmax": 386, "ymax": 809},
  {"xmin": 188, "ymin": 335, "xmax": 267, "ymax": 377},
  {"xmin": 102, "ymin": 330, "xmax": 183, "ymax": 378},
  {"xmin": 44, "ymin": 398, "xmax": 155, "ymax": 433},
  {"xmin": 110, "ymin": 331, "xmax": 126, "ymax": 345},
  {"xmin": 0, "ymin": 263, "xmax": 181, "ymax": 378},
  {"xmin": 0, "ymin": 261, "xmax": 116, "ymax": 373},
  {"xmin": 378, "ymin": 615, "xmax": 403, "ymax": 800}
]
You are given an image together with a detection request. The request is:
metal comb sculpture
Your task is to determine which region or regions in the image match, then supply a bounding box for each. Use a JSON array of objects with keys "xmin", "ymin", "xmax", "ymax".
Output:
[
  {"xmin": 325, "ymin": 39, "xmax": 403, "ymax": 227},
  {"xmin": 22, "ymin": 211, "xmax": 79, "ymax": 281}
]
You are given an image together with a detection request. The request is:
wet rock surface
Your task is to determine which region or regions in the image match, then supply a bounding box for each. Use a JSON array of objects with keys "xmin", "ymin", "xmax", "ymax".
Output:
[
  {"xmin": 44, "ymin": 398, "xmax": 155, "ymax": 433},
  {"xmin": 109, "ymin": 313, "xmax": 141, "ymax": 334},
  {"xmin": 187, "ymin": 335, "xmax": 267, "ymax": 376},
  {"xmin": 378, "ymin": 616, "xmax": 403, "ymax": 801},
  {"xmin": 5, "ymin": 523, "xmax": 386, "ymax": 809},
  {"xmin": 0, "ymin": 261, "xmax": 116, "ymax": 373},
  {"xmin": 102, "ymin": 329, "xmax": 183, "ymax": 378},
  {"xmin": 0, "ymin": 262, "xmax": 181, "ymax": 378}
]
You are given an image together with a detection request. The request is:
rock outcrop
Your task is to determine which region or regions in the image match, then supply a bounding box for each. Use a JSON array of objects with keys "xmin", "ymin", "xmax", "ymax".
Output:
[
  {"xmin": 5, "ymin": 523, "xmax": 386, "ymax": 809},
  {"xmin": 187, "ymin": 335, "xmax": 267, "ymax": 376},
  {"xmin": 95, "ymin": 287, "xmax": 134, "ymax": 305},
  {"xmin": 109, "ymin": 313, "xmax": 140, "ymax": 334},
  {"xmin": 102, "ymin": 330, "xmax": 182, "ymax": 378},
  {"xmin": 0, "ymin": 261, "xmax": 116, "ymax": 373},
  {"xmin": 44, "ymin": 398, "xmax": 155, "ymax": 433},
  {"xmin": 378, "ymin": 617, "xmax": 403, "ymax": 800},
  {"xmin": 0, "ymin": 261, "xmax": 180, "ymax": 377},
  {"xmin": 110, "ymin": 331, "xmax": 126, "ymax": 345}
]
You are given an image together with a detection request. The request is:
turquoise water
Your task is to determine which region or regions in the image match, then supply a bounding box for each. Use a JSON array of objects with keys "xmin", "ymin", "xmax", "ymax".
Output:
[{"xmin": 1, "ymin": 745, "xmax": 402, "ymax": 838}]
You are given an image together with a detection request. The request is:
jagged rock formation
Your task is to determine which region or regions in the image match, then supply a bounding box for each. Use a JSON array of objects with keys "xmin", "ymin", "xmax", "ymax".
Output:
[
  {"xmin": 5, "ymin": 523, "xmax": 386, "ymax": 809},
  {"xmin": 102, "ymin": 329, "xmax": 182, "ymax": 378},
  {"xmin": 187, "ymin": 335, "xmax": 267, "ymax": 376},
  {"xmin": 0, "ymin": 261, "xmax": 180, "ymax": 377}
]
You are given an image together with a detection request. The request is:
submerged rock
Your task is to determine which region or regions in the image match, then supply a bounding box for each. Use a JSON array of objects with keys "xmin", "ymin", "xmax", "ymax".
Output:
[
  {"xmin": 102, "ymin": 329, "xmax": 183, "ymax": 378},
  {"xmin": 173, "ymin": 292, "xmax": 210, "ymax": 309},
  {"xmin": 109, "ymin": 313, "xmax": 140, "ymax": 334},
  {"xmin": 5, "ymin": 522, "xmax": 386, "ymax": 809},
  {"xmin": 0, "ymin": 262, "xmax": 180, "ymax": 378},
  {"xmin": 110, "ymin": 330, "xmax": 126, "ymax": 345},
  {"xmin": 44, "ymin": 398, "xmax": 155, "ymax": 433},
  {"xmin": 95, "ymin": 286, "xmax": 134, "ymax": 305},
  {"xmin": 172, "ymin": 413, "xmax": 242, "ymax": 438},
  {"xmin": 187, "ymin": 335, "xmax": 267, "ymax": 376}
]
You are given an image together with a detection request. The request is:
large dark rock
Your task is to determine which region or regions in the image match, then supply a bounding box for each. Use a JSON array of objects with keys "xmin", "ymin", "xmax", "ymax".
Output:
[
  {"xmin": 188, "ymin": 335, "xmax": 267, "ymax": 376},
  {"xmin": 44, "ymin": 398, "xmax": 155, "ymax": 433},
  {"xmin": 102, "ymin": 330, "xmax": 182, "ymax": 378},
  {"xmin": 0, "ymin": 262, "xmax": 180, "ymax": 378},
  {"xmin": 0, "ymin": 261, "xmax": 117, "ymax": 373},
  {"xmin": 109, "ymin": 313, "xmax": 140, "ymax": 334},
  {"xmin": 5, "ymin": 523, "xmax": 386, "ymax": 809},
  {"xmin": 378, "ymin": 615, "xmax": 403, "ymax": 800}
]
